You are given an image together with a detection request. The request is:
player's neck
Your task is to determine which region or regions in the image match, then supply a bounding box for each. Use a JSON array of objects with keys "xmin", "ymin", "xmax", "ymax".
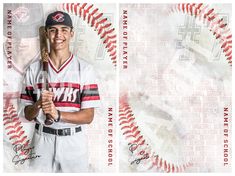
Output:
[{"xmin": 49, "ymin": 50, "xmax": 71, "ymax": 69}]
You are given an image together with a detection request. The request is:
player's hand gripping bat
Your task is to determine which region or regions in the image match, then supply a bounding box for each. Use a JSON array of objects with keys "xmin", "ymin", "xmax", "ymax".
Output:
[{"xmin": 39, "ymin": 26, "xmax": 54, "ymax": 125}]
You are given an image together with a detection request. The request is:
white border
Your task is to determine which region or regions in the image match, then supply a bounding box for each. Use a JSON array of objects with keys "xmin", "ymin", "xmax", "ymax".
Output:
[{"xmin": 1, "ymin": 1, "xmax": 234, "ymax": 176}]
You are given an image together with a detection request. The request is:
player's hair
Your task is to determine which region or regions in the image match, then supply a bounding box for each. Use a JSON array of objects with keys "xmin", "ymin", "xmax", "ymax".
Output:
[{"xmin": 45, "ymin": 26, "xmax": 74, "ymax": 32}]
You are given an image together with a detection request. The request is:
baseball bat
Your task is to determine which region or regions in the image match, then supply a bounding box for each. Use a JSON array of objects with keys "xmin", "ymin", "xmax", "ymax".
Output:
[{"xmin": 39, "ymin": 26, "xmax": 54, "ymax": 125}]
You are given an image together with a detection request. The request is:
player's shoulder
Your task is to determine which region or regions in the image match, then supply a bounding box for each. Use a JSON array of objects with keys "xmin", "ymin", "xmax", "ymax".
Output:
[
  {"xmin": 25, "ymin": 59, "xmax": 42, "ymax": 73},
  {"xmin": 73, "ymin": 55, "xmax": 94, "ymax": 71}
]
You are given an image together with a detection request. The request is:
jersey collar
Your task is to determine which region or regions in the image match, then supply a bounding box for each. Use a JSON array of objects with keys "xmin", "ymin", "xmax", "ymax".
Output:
[{"xmin": 48, "ymin": 54, "xmax": 74, "ymax": 74}]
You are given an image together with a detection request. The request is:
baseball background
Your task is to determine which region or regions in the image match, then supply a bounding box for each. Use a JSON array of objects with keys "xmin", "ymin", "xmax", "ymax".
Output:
[
  {"xmin": 119, "ymin": 4, "xmax": 232, "ymax": 172},
  {"xmin": 3, "ymin": 3, "xmax": 116, "ymax": 172}
]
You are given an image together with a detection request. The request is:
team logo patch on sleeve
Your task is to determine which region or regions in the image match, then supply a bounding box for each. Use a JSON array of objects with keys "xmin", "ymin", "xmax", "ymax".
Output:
[{"xmin": 52, "ymin": 13, "xmax": 64, "ymax": 22}]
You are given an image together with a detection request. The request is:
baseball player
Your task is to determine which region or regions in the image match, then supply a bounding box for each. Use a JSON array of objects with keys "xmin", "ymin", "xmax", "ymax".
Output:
[{"xmin": 20, "ymin": 11, "xmax": 100, "ymax": 172}]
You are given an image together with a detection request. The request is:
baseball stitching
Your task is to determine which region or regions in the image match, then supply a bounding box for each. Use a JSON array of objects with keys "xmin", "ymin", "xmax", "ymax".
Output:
[
  {"xmin": 3, "ymin": 104, "xmax": 29, "ymax": 148},
  {"xmin": 169, "ymin": 3, "xmax": 232, "ymax": 66},
  {"xmin": 119, "ymin": 97, "xmax": 192, "ymax": 172},
  {"xmin": 58, "ymin": 3, "xmax": 117, "ymax": 66}
]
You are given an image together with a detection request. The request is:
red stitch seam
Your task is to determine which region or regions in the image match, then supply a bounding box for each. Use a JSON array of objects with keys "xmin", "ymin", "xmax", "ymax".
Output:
[
  {"xmin": 171, "ymin": 3, "xmax": 232, "ymax": 66},
  {"xmin": 60, "ymin": 3, "xmax": 117, "ymax": 67},
  {"xmin": 119, "ymin": 99, "xmax": 192, "ymax": 172},
  {"xmin": 4, "ymin": 105, "xmax": 30, "ymax": 148}
]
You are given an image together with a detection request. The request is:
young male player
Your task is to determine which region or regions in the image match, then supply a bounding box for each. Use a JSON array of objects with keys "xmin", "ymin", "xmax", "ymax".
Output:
[{"xmin": 20, "ymin": 11, "xmax": 100, "ymax": 172}]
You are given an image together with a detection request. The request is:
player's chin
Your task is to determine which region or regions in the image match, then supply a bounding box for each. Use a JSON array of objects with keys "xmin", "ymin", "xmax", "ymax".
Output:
[
  {"xmin": 54, "ymin": 42, "xmax": 64, "ymax": 46},
  {"xmin": 53, "ymin": 44, "xmax": 66, "ymax": 50}
]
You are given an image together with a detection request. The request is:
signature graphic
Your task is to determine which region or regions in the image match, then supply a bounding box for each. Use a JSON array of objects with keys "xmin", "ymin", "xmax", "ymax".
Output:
[
  {"xmin": 12, "ymin": 144, "xmax": 41, "ymax": 165},
  {"xmin": 130, "ymin": 150, "xmax": 150, "ymax": 165},
  {"xmin": 129, "ymin": 143, "xmax": 151, "ymax": 165}
]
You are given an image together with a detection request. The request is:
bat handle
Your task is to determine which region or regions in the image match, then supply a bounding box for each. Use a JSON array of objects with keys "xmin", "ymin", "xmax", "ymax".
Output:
[{"xmin": 44, "ymin": 114, "xmax": 54, "ymax": 125}]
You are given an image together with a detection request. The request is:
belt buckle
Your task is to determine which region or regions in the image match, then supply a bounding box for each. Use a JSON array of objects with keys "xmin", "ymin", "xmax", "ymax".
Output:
[
  {"xmin": 63, "ymin": 128, "xmax": 70, "ymax": 136},
  {"xmin": 71, "ymin": 128, "xmax": 75, "ymax": 135}
]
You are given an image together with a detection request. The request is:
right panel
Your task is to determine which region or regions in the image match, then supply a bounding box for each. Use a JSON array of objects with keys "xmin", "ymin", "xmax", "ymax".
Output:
[{"xmin": 119, "ymin": 3, "xmax": 232, "ymax": 172}]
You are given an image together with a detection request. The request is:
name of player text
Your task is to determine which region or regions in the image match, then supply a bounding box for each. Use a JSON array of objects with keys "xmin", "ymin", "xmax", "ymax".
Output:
[
  {"xmin": 5, "ymin": 9, "xmax": 13, "ymax": 69},
  {"xmin": 121, "ymin": 9, "xmax": 128, "ymax": 69}
]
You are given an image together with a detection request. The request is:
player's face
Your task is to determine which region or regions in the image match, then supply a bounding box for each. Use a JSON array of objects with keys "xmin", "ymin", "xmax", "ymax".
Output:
[{"xmin": 46, "ymin": 25, "xmax": 74, "ymax": 51}]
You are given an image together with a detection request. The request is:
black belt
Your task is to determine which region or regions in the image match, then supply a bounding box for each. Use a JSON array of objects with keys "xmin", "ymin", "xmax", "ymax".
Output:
[{"xmin": 35, "ymin": 123, "xmax": 81, "ymax": 136}]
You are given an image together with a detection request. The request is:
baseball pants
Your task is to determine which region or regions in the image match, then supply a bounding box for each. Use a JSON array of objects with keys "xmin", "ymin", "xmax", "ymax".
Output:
[{"xmin": 29, "ymin": 124, "xmax": 88, "ymax": 172}]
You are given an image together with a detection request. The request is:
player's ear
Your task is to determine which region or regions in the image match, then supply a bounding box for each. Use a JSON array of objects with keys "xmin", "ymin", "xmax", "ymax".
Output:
[
  {"xmin": 44, "ymin": 29, "xmax": 49, "ymax": 39},
  {"xmin": 70, "ymin": 28, "xmax": 74, "ymax": 38}
]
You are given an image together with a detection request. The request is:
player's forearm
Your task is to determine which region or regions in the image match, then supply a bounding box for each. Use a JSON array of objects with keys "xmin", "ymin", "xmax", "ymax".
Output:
[
  {"xmin": 60, "ymin": 108, "xmax": 94, "ymax": 124},
  {"xmin": 24, "ymin": 101, "xmax": 41, "ymax": 121}
]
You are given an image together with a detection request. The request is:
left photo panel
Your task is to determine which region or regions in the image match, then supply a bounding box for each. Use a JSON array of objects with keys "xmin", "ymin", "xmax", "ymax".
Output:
[{"xmin": 3, "ymin": 3, "xmax": 117, "ymax": 172}]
